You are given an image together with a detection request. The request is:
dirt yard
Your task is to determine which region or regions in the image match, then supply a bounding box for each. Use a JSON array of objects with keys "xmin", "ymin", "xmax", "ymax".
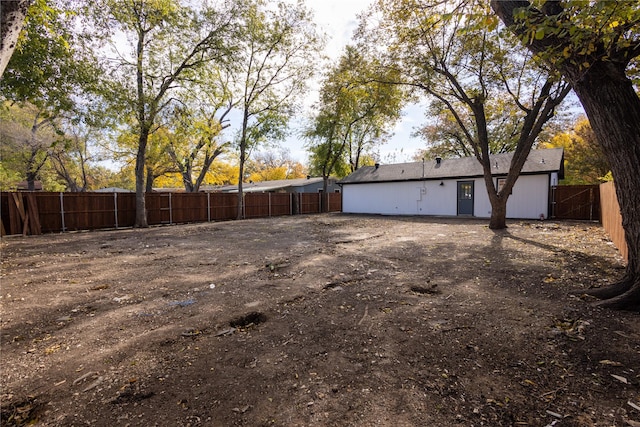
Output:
[{"xmin": 1, "ymin": 214, "xmax": 639, "ymax": 426}]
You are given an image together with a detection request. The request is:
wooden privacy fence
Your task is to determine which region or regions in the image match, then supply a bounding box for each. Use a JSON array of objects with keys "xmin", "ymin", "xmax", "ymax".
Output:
[
  {"xmin": 1, "ymin": 191, "xmax": 342, "ymax": 236},
  {"xmin": 599, "ymin": 181, "xmax": 627, "ymax": 261},
  {"xmin": 551, "ymin": 185, "xmax": 601, "ymax": 220}
]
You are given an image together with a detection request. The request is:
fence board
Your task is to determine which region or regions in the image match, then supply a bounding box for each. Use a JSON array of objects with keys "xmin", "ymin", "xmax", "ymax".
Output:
[{"xmin": 599, "ymin": 181, "xmax": 627, "ymax": 261}]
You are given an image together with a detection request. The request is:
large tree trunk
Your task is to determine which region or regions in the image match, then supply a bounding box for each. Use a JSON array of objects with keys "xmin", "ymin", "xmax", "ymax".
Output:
[
  {"xmin": 488, "ymin": 195, "xmax": 508, "ymax": 230},
  {"xmin": 0, "ymin": 0, "xmax": 31, "ymax": 78},
  {"xmin": 569, "ymin": 63, "xmax": 640, "ymax": 311},
  {"xmin": 134, "ymin": 131, "xmax": 149, "ymax": 228}
]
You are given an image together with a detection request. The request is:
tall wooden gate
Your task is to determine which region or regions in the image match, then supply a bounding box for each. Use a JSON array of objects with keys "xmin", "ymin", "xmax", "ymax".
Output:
[{"xmin": 551, "ymin": 185, "xmax": 600, "ymax": 220}]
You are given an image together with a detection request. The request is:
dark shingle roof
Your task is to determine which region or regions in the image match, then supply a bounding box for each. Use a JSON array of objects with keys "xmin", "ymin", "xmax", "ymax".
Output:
[
  {"xmin": 213, "ymin": 177, "xmax": 325, "ymax": 193},
  {"xmin": 339, "ymin": 148, "xmax": 564, "ymax": 184}
]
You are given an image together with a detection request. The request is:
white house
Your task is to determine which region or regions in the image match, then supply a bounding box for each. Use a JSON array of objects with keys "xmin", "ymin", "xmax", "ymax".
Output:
[{"xmin": 339, "ymin": 148, "xmax": 564, "ymax": 220}]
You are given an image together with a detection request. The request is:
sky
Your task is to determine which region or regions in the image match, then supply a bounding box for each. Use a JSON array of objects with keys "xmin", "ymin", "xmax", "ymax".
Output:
[{"xmin": 278, "ymin": 0, "xmax": 426, "ymax": 165}]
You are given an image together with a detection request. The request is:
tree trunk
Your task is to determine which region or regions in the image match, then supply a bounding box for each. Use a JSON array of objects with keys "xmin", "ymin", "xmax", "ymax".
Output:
[
  {"xmin": 488, "ymin": 195, "xmax": 508, "ymax": 230},
  {"xmin": 569, "ymin": 62, "xmax": 640, "ymax": 311},
  {"xmin": 134, "ymin": 130, "xmax": 149, "ymax": 228},
  {"xmin": 145, "ymin": 167, "xmax": 154, "ymax": 193},
  {"xmin": 0, "ymin": 0, "xmax": 31, "ymax": 78},
  {"xmin": 236, "ymin": 155, "xmax": 245, "ymax": 220},
  {"xmin": 321, "ymin": 176, "xmax": 329, "ymax": 213},
  {"xmin": 26, "ymin": 171, "xmax": 36, "ymax": 191}
]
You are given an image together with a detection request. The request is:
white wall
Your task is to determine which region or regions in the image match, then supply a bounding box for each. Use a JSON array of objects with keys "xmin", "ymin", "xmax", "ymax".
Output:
[{"xmin": 342, "ymin": 174, "xmax": 551, "ymax": 219}]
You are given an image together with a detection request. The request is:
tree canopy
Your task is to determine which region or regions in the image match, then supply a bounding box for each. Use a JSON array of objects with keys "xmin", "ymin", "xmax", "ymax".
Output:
[{"xmin": 305, "ymin": 45, "xmax": 404, "ymax": 191}]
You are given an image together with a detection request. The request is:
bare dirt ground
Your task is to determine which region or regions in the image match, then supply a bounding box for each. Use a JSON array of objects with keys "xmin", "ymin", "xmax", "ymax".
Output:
[{"xmin": 1, "ymin": 214, "xmax": 639, "ymax": 427}]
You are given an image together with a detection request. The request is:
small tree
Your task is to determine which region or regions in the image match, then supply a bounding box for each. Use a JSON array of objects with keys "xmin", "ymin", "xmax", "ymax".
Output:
[
  {"xmin": 232, "ymin": 0, "xmax": 322, "ymax": 219},
  {"xmin": 305, "ymin": 45, "xmax": 403, "ymax": 207}
]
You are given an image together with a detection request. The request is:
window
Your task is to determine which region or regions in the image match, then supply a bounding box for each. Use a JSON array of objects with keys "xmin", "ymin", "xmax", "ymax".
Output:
[{"xmin": 496, "ymin": 178, "xmax": 512, "ymax": 194}]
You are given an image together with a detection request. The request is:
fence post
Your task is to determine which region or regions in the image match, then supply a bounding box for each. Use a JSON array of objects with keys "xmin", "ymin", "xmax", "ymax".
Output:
[
  {"xmin": 114, "ymin": 192, "xmax": 119, "ymax": 229},
  {"xmin": 169, "ymin": 193, "xmax": 173, "ymax": 225},
  {"xmin": 59, "ymin": 192, "xmax": 66, "ymax": 232},
  {"xmin": 269, "ymin": 193, "xmax": 272, "ymax": 217},
  {"xmin": 207, "ymin": 192, "xmax": 211, "ymax": 222},
  {"xmin": 290, "ymin": 193, "xmax": 292, "ymax": 215}
]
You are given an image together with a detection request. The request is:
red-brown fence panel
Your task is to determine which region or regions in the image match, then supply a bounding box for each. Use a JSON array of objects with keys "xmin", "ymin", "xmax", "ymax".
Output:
[
  {"xmin": 599, "ymin": 181, "xmax": 627, "ymax": 261},
  {"xmin": 115, "ymin": 193, "xmax": 136, "ymax": 228},
  {"xmin": 299, "ymin": 193, "xmax": 320, "ymax": 214},
  {"xmin": 1, "ymin": 189, "xmax": 340, "ymax": 236},
  {"xmin": 244, "ymin": 193, "xmax": 270, "ymax": 219},
  {"xmin": 242, "ymin": 193, "xmax": 292, "ymax": 218},
  {"xmin": 63, "ymin": 192, "xmax": 119, "ymax": 230},
  {"xmin": 551, "ymin": 185, "xmax": 600, "ymax": 220},
  {"xmin": 170, "ymin": 193, "xmax": 208, "ymax": 223},
  {"xmin": 210, "ymin": 193, "xmax": 238, "ymax": 221},
  {"xmin": 31, "ymin": 193, "xmax": 64, "ymax": 233},
  {"xmin": 270, "ymin": 193, "xmax": 292, "ymax": 216},
  {"xmin": 327, "ymin": 193, "xmax": 342, "ymax": 212},
  {"xmin": 146, "ymin": 193, "xmax": 171, "ymax": 225}
]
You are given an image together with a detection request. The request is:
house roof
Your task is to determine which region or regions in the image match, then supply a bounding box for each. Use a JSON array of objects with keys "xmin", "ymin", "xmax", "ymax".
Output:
[
  {"xmin": 94, "ymin": 187, "xmax": 134, "ymax": 193},
  {"xmin": 339, "ymin": 148, "xmax": 564, "ymax": 185},
  {"xmin": 213, "ymin": 177, "xmax": 326, "ymax": 193}
]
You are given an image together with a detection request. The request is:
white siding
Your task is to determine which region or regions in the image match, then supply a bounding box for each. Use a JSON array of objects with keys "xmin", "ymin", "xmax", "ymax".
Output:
[
  {"xmin": 342, "ymin": 174, "xmax": 551, "ymax": 219},
  {"xmin": 503, "ymin": 174, "xmax": 550, "ymax": 219}
]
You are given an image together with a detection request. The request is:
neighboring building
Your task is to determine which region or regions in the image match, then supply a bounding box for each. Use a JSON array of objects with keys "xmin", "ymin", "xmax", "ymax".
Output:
[
  {"xmin": 94, "ymin": 187, "xmax": 134, "ymax": 193},
  {"xmin": 339, "ymin": 148, "xmax": 564, "ymax": 220},
  {"xmin": 16, "ymin": 181, "xmax": 43, "ymax": 191},
  {"xmin": 209, "ymin": 176, "xmax": 341, "ymax": 194}
]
